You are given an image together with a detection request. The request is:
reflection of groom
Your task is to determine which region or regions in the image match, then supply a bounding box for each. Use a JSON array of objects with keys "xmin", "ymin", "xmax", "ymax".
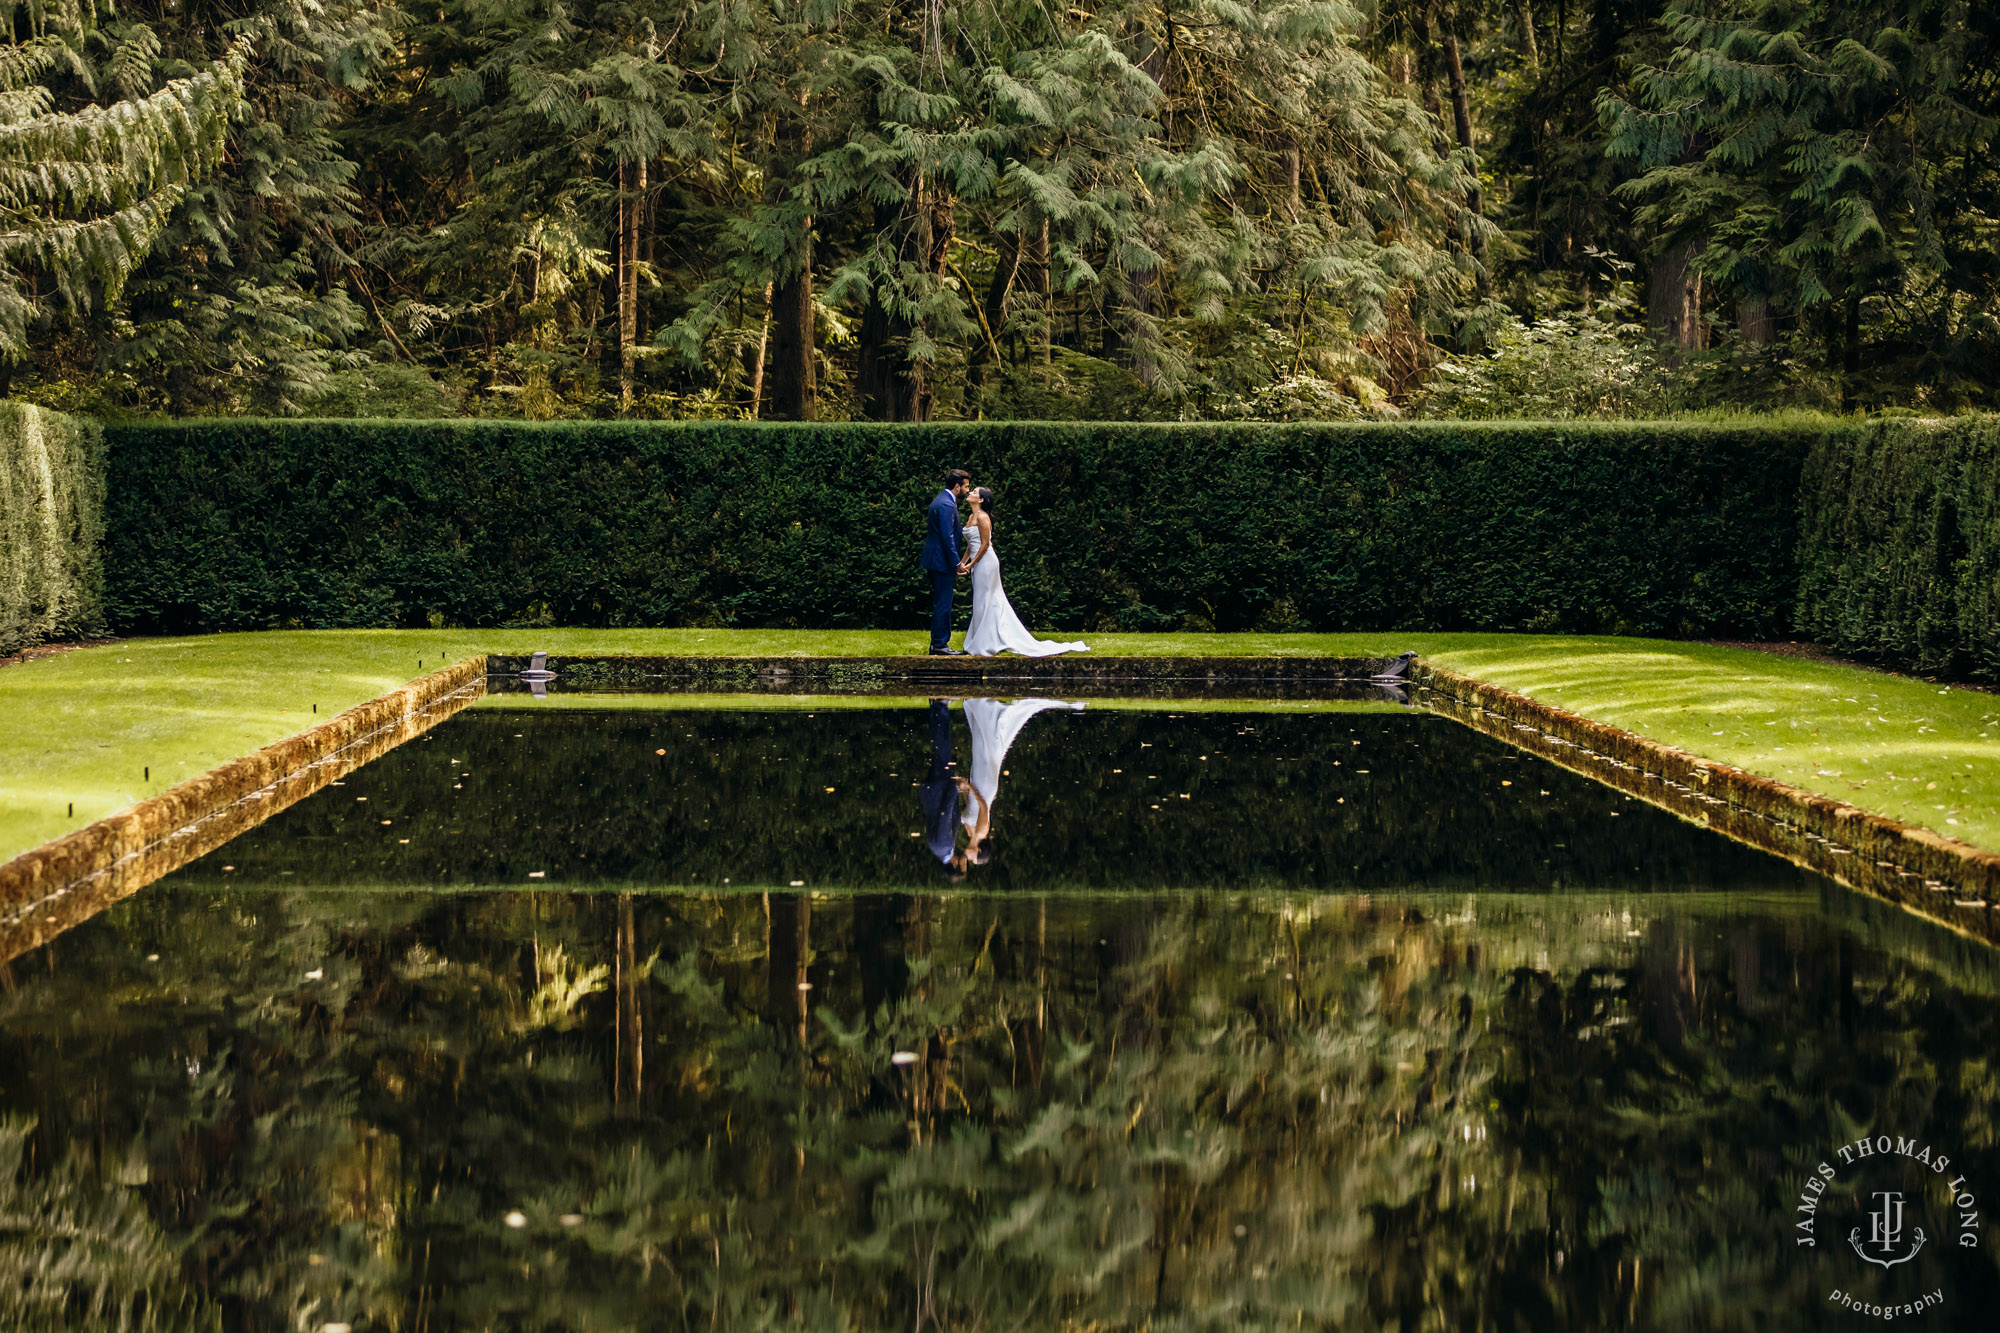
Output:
[
  {"xmin": 919, "ymin": 699, "xmax": 963, "ymax": 875},
  {"xmin": 922, "ymin": 469, "xmax": 972, "ymax": 655}
]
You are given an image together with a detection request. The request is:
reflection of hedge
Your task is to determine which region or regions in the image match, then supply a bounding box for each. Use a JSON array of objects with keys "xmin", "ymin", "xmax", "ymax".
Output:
[
  {"xmin": 1797, "ymin": 417, "xmax": 2000, "ymax": 681},
  {"xmin": 178, "ymin": 706, "xmax": 1806, "ymax": 892},
  {"xmin": 101, "ymin": 419, "xmax": 1810, "ymax": 638},
  {"xmin": 0, "ymin": 403, "xmax": 105, "ymax": 655}
]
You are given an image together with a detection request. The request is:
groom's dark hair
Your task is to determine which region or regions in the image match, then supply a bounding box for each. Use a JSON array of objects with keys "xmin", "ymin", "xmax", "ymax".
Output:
[{"xmin": 944, "ymin": 468, "xmax": 971, "ymax": 489}]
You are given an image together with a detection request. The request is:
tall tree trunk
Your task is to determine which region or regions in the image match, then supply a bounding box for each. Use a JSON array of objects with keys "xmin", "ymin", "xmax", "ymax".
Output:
[
  {"xmin": 748, "ymin": 282, "xmax": 772, "ymax": 419},
  {"xmin": 618, "ymin": 157, "xmax": 644, "ymax": 410},
  {"xmin": 1841, "ymin": 287, "xmax": 1862, "ymax": 409},
  {"xmin": 767, "ymin": 892, "xmax": 811, "ymax": 1043},
  {"xmin": 1412, "ymin": 9, "xmax": 1447, "ymax": 134},
  {"xmin": 967, "ymin": 230, "xmax": 1022, "ymax": 396},
  {"xmin": 1029, "ymin": 217, "xmax": 1052, "ymax": 366},
  {"xmin": 1116, "ymin": 27, "xmax": 1168, "ymax": 387},
  {"xmin": 768, "ymin": 264, "xmax": 816, "ymax": 421},
  {"xmin": 765, "ymin": 112, "xmax": 817, "ymax": 422},
  {"xmin": 1516, "ymin": 1, "xmax": 1540, "ymax": 68},
  {"xmin": 1122, "ymin": 268, "xmax": 1162, "ymax": 388},
  {"xmin": 1442, "ymin": 31, "xmax": 1492, "ymax": 299},
  {"xmin": 613, "ymin": 895, "xmax": 642, "ymax": 1114},
  {"xmin": 1736, "ymin": 293, "xmax": 1775, "ymax": 346},
  {"xmin": 921, "ymin": 181, "xmax": 954, "ymax": 418},
  {"xmin": 1647, "ymin": 235, "xmax": 1704, "ymax": 351},
  {"xmin": 857, "ymin": 178, "xmax": 937, "ymax": 421}
]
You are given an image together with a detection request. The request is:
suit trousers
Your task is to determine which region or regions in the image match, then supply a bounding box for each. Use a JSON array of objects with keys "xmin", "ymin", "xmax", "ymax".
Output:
[{"xmin": 929, "ymin": 570, "xmax": 956, "ymax": 650}]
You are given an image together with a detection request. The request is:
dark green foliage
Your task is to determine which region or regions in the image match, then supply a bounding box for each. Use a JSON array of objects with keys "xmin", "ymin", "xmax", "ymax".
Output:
[
  {"xmin": 1600, "ymin": 0, "xmax": 2000, "ymax": 405},
  {"xmin": 103, "ymin": 418, "xmax": 1805, "ymax": 638},
  {"xmin": 1796, "ymin": 418, "xmax": 2000, "ymax": 681},
  {"xmin": 0, "ymin": 403, "xmax": 105, "ymax": 655}
]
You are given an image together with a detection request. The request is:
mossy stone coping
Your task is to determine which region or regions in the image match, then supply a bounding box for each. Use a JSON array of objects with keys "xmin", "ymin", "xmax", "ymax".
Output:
[{"xmin": 485, "ymin": 652, "xmax": 1420, "ymax": 687}]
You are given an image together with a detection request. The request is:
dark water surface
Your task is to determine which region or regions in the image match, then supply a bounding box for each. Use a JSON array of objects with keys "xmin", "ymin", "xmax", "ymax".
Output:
[
  {"xmin": 5, "ymin": 700, "xmax": 1999, "ymax": 1331},
  {"xmin": 173, "ymin": 701, "xmax": 1821, "ymax": 892}
]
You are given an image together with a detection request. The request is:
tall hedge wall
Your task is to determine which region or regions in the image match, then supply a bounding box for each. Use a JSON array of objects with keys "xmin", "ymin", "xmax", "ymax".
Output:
[
  {"xmin": 100, "ymin": 419, "xmax": 1809, "ymax": 638},
  {"xmin": 1, "ymin": 402, "xmax": 105, "ymax": 656},
  {"xmin": 1797, "ymin": 417, "xmax": 1999, "ymax": 681}
]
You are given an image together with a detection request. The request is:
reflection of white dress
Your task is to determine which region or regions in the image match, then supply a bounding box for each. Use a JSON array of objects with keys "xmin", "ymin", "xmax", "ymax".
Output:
[
  {"xmin": 961, "ymin": 698, "xmax": 1087, "ymax": 832},
  {"xmin": 962, "ymin": 524, "xmax": 1089, "ymax": 658}
]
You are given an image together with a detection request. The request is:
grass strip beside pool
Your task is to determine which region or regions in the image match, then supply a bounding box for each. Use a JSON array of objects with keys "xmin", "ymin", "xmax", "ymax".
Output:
[
  {"xmin": 1426, "ymin": 638, "xmax": 1998, "ymax": 855},
  {"xmin": 1, "ymin": 629, "xmax": 1994, "ymax": 863}
]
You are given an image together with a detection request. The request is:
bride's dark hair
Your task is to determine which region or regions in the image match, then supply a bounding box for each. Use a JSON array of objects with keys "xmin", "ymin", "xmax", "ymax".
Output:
[{"xmin": 974, "ymin": 486, "xmax": 994, "ymax": 514}]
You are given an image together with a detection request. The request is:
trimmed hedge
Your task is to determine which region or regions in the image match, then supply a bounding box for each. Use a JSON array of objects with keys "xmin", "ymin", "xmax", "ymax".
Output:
[
  {"xmin": 1, "ymin": 403, "xmax": 105, "ymax": 656},
  {"xmin": 100, "ymin": 419, "xmax": 1809, "ymax": 638},
  {"xmin": 1797, "ymin": 418, "xmax": 2000, "ymax": 681}
]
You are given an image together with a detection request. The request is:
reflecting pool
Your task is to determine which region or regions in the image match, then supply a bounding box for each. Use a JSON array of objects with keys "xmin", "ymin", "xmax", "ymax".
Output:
[
  {"xmin": 4, "ymin": 699, "xmax": 1997, "ymax": 1330},
  {"xmin": 170, "ymin": 697, "xmax": 1822, "ymax": 893}
]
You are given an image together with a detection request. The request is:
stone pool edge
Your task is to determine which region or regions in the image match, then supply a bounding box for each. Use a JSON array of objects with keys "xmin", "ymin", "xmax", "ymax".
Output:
[
  {"xmin": 1413, "ymin": 660, "xmax": 2000, "ymax": 942},
  {"xmin": 484, "ymin": 652, "xmax": 1417, "ymax": 689},
  {"xmin": 0, "ymin": 657, "xmax": 486, "ymax": 964},
  {"xmin": 5, "ymin": 650, "xmax": 1996, "ymax": 960}
]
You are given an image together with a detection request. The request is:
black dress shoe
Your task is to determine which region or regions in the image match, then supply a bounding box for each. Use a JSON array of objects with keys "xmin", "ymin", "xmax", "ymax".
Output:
[{"xmin": 929, "ymin": 647, "xmax": 969, "ymax": 656}]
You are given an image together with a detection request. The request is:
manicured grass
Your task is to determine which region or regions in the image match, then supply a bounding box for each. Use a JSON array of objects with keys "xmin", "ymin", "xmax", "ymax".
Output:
[
  {"xmin": 2, "ymin": 629, "xmax": 1994, "ymax": 864},
  {"xmin": 1427, "ymin": 637, "xmax": 1999, "ymax": 854}
]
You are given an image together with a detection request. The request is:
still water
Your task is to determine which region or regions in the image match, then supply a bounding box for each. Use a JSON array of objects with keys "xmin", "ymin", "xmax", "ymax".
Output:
[{"xmin": 4, "ymin": 698, "xmax": 1998, "ymax": 1331}]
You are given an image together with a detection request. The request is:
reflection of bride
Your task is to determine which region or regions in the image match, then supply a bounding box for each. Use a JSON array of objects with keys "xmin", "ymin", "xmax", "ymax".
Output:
[
  {"xmin": 960, "ymin": 488, "xmax": 1089, "ymax": 657},
  {"xmin": 959, "ymin": 698, "xmax": 1086, "ymax": 864}
]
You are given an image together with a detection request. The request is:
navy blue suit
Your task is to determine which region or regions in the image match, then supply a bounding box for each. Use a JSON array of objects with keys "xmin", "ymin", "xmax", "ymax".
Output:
[
  {"xmin": 919, "ymin": 699, "xmax": 960, "ymax": 864},
  {"xmin": 920, "ymin": 488, "xmax": 963, "ymax": 650}
]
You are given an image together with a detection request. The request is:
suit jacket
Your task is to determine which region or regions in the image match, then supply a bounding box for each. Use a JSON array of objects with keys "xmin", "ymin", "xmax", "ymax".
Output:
[
  {"xmin": 919, "ymin": 700, "xmax": 960, "ymax": 863},
  {"xmin": 920, "ymin": 489, "xmax": 962, "ymax": 574}
]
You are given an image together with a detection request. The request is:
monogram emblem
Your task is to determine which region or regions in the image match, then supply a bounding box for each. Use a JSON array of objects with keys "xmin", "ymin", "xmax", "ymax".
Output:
[{"xmin": 1848, "ymin": 1191, "xmax": 1927, "ymax": 1269}]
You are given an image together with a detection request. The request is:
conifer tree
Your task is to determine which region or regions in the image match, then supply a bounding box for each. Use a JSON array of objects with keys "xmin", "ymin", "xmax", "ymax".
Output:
[
  {"xmin": 0, "ymin": 4, "xmax": 243, "ymax": 370},
  {"xmin": 1603, "ymin": 0, "xmax": 2000, "ymax": 396}
]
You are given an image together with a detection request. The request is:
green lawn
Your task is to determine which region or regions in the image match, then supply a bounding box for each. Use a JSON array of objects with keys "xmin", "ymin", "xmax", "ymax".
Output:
[{"xmin": 2, "ymin": 629, "xmax": 1993, "ymax": 863}]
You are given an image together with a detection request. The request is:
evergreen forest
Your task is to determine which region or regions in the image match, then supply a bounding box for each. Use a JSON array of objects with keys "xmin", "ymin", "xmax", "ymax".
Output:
[{"xmin": 5, "ymin": 0, "xmax": 1997, "ymax": 421}]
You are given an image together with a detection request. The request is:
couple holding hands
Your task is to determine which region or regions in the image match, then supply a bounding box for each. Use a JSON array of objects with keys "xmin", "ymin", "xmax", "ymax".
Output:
[{"xmin": 920, "ymin": 468, "xmax": 1089, "ymax": 658}]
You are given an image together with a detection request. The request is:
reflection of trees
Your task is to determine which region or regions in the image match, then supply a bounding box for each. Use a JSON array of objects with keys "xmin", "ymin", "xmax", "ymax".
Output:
[
  {"xmin": 0, "ymin": 1119, "xmax": 218, "ymax": 1332},
  {"xmin": 506, "ymin": 894, "xmax": 1498, "ymax": 1331},
  {"xmin": 1486, "ymin": 916, "xmax": 2000, "ymax": 1329},
  {"xmin": 2, "ymin": 888, "xmax": 1998, "ymax": 1329}
]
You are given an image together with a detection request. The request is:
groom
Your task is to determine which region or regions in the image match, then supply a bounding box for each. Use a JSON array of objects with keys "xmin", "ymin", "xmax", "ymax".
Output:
[{"xmin": 921, "ymin": 468, "xmax": 973, "ymax": 655}]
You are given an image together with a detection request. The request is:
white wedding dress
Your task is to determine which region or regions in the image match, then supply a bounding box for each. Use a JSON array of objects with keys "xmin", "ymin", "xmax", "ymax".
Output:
[
  {"xmin": 961, "ymin": 523, "xmax": 1090, "ymax": 657},
  {"xmin": 960, "ymin": 698, "xmax": 1088, "ymax": 835}
]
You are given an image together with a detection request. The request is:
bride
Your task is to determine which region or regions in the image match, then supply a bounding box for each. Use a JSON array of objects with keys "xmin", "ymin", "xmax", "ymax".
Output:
[
  {"xmin": 958, "ymin": 697, "xmax": 1087, "ymax": 866},
  {"xmin": 958, "ymin": 488, "xmax": 1089, "ymax": 657}
]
